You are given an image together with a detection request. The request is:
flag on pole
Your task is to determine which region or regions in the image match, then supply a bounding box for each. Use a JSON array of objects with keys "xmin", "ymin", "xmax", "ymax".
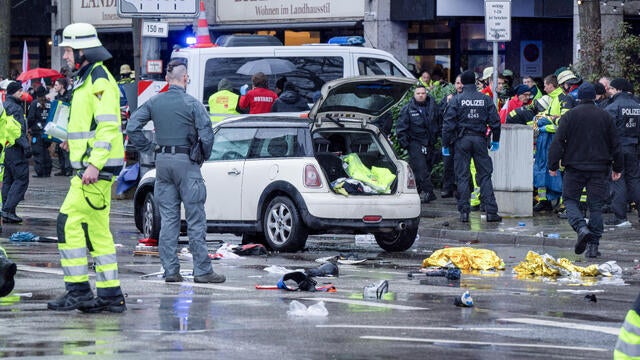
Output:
[{"xmin": 21, "ymin": 41, "xmax": 30, "ymax": 91}]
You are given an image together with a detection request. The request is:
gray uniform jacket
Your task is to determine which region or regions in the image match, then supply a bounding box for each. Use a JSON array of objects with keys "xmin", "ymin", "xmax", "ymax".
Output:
[{"xmin": 127, "ymin": 84, "xmax": 214, "ymax": 159}]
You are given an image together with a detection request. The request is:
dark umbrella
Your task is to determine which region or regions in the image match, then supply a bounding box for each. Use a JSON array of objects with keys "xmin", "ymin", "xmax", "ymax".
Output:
[{"xmin": 236, "ymin": 59, "xmax": 297, "ymax": 75}]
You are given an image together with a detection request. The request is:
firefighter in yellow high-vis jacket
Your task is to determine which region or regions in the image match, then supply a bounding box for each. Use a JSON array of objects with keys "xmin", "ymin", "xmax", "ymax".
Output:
[{"xmin": 47, "ymin": 23, "xmax": 126, "ymax": 313}]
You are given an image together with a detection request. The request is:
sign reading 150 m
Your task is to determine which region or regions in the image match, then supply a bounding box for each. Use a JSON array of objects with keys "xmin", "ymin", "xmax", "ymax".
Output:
[
  {"xmin": 117, "ymin": 0, "xmax": 199, "ymax": 18},
  {"xmin": 485, "ymin": 0, "xmax": 511, "ymax": 42}
]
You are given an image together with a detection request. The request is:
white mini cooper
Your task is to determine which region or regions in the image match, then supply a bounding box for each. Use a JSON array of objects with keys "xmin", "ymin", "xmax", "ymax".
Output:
[{"xmin": 133, "ymin": 76, "xmax": 421, "ymax": 252}]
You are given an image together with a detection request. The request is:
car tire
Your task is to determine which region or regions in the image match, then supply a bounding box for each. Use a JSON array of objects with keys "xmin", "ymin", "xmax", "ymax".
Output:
[
  {"xmin": 142, "ymin": 192, "xmax": 161, "ymax": 240},
  {"xmin": 374, "ymin": 225, "xmax": 418, "ymax": 252},
  {"xmin": 263, "ymin": 196, "xmax": 308, "ymax": 252}
]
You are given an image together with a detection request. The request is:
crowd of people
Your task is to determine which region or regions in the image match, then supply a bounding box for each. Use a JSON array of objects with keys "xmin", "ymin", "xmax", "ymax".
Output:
[{"xmin": 398, "ymin": 65, "xmax": 636, "ymax": 260}]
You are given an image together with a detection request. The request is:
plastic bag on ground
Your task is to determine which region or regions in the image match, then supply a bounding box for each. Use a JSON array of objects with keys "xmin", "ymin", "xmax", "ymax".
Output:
[{"xmin": 287, "ymin": 300, "xmax": 328, "ymax": 317}]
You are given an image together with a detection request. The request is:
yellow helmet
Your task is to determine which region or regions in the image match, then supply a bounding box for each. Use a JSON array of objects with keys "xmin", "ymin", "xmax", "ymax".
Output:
[{"xmin": 58, "ymin": 23, "xmax": 102, "ymax": 49}]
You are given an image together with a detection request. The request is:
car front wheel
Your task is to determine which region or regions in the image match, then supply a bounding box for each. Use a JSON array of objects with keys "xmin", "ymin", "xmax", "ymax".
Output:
[
  {"xmin": 263, "ymin": 196, "xmax": 308, "ymax": 252},
  {"xmin": 374, "ymin": 224, "xmax": 418, "ymax": 252},
  {"xmin": 142, "ymin": 192, "xmax": 161, "ymax": 240}
]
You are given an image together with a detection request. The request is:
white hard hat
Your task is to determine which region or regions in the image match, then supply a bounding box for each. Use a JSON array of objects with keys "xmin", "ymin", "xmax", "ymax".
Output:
[
  {"xmin": 557, "ymin": 70, "xmax": 577, "ymax": 85},
  {"xmin": 58, "ymin": 23, "xmax": 102, "ymax": 49},
  {"xmin": 481, "ymin": 67, "xmax": 494, "ymax": 81}
]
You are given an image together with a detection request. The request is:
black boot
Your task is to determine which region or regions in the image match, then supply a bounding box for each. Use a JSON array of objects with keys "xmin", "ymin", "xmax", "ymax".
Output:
[
  {"xmin": 575, "ymin": 227, "xmax": 594, "ymax": 255},
  {"xmin": 0, "ymin": 251, "xmax": 17, "ymax": 297},
  {"xmin": 460, "ymin": 212, "xmax": 469, "ymax": 223},
  {"xmin": 47, "ymin": 290, "xmax": 94, "ymax": 311},
  {"xmin": 585, "ymin": 243, "xmax": 601, "ymax": 258},
  {"xmin": 533, "ymin": 200, "xmax": 553, "ymax": 212},
  {"xmin": 486, "ymin": 213, "xmax": 502, "ymax": 222},
  {"xmin": 78, "ymin": 294, "xmax": 127, "ymax": 313},
  {"xmin": 1, "ymin": 211, "xmax": 22, "ymax": 224}
]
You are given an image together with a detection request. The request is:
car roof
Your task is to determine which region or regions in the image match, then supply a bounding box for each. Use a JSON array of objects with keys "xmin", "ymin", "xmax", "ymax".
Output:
[{"xmin": 218, "ymin": 114, "xmax": 310, "ymax": 128}]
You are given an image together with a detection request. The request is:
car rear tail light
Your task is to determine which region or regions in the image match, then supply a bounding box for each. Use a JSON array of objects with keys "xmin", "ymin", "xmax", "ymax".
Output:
[
  {"xmin": 406, "ymin": 166, "xmax": 417, "ymax": 189},
  {"xmin": 362, "ymin": 215, "xmax": 382, "ymax": 223},
  {"xmin": 304, "ymin": 164, "xmax": 322, "ymax": 187}
]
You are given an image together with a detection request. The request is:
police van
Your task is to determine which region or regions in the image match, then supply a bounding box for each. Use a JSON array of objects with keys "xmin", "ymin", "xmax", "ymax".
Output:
[{"xmin": 169, "ymin": 44, "xmax": 415, "ymax": 109}]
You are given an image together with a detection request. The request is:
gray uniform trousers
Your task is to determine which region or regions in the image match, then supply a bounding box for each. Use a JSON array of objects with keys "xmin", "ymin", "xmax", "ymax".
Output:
[{"xmin": 155, "ymin": 152, "xmax": 213, "ymax": 277}]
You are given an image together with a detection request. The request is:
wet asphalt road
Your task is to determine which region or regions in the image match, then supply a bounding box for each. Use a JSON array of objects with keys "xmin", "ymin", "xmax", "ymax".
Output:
[{"xmin": 1, "ymin": 202, "xmax": 637, "ymax": 359}]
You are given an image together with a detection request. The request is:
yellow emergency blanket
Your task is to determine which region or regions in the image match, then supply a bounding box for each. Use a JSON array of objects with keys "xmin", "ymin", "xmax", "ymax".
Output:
[
  {"xmin": 421, "ymin": 247, "xmax": 505, "ymax": 271},
  {"xmin": 513, "ymin": 251, "xmax": 600, "ymax": 277}
]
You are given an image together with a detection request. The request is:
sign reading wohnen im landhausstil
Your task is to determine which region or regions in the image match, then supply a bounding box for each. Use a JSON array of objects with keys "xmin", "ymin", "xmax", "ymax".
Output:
[{"xmin": 216, "ymin": 0, "xmax": 364, "ymax": 22}]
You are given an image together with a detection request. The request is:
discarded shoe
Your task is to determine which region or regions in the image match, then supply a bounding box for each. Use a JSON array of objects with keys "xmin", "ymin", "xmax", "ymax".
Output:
[
  {"xmin": 486, "ymin": 213, "xmax": 502, "ymax": 222},
  {"xmin": 533, "ymin": 200, "xmax": 553, "ymax": 212},
  {"xmin": 47, "ymin": 290, "xmax": 94, "ymax": 311},
  {"xmin": 460, "ymin": 212, "xmax": 469, "ymax": 223},
  {"xmin": 78, "ymin": 294, "xmax": 127, "ymax": 313},
  {"xmin": 306, "ymin": 262, "xmax": 339, "ymax": 277},
  {"xmin": 194, "ymin": 272, "xmax": 226, "ymax": 283},
  {"xmin": 278, "ymin": 271, "xmax": 316, "ymax": 291},
  {"xmin": 574, "ymin": 227, "xmax": 594, "ymax": 255},
  {"xmin": 164, "ymin": 273, "xmax": 183, "ymax": 282}
]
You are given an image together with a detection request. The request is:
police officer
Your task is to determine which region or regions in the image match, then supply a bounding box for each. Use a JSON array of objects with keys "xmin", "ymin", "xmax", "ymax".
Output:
[
  {"xmin": 2, "ymin": 81, "xmax": 31, "ymax": 224},
  {"xmin": 27, "ymin": 86, "xmax": 52, "ymax": 178},
  {"xmin": 47, "ymin": 23, "xmax": 126, "ymax": 313},
  {"xmin": 396, "ymin": 85, "xmax": 440, "ymax": 203},
  {"xmin": 442, "ymin": 70, "xmax": 502, "ymax": 223},
  {"xmin": 605, "ymin": 78, "xmax": 640, "ymax": 227},
  {"xmin": 127, "ymin": 60, "xmax": 225, "ymax": 284}
]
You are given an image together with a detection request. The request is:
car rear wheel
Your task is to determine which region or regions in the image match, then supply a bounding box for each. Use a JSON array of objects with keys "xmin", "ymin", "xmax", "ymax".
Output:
[
  {"xmin": 142, "ymin": 192, "xmax": 161, "ymax": 240},
  {"xmin": 374, "ymin": 225, "xmax": 418, "ymax": 252},
  {"xmin": 263, "ymin": 196, "xmax": 308, "ymax": 252}
]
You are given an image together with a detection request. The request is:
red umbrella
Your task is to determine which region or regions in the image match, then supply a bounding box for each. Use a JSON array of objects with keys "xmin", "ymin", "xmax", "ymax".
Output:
[{"xmin": 17, "ymin": 68, "xmax": 62, "ymax": 82}]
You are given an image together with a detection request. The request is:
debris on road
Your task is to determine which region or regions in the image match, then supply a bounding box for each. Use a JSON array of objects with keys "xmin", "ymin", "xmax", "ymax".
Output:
[
  {"xmin": 287, "ymin": 300, "xmax": 328, "ymax": 317},
  {"xmin": 422, "ymin": 247, "xmax": 505, "ymax": 271}
]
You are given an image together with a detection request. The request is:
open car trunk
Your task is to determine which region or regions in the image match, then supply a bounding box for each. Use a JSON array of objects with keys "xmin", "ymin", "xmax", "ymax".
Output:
[{"xmin": 313, "ymin": 129, "xmax": 398, "ymax": 195}]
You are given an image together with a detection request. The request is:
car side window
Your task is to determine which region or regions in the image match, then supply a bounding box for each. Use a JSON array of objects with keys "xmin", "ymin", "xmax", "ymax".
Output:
[
  {"xmin": 209, "ymin": 127, "xmax": 256, "ymax": 161},
  {"xmin": 248, "ymin": 128, "xmax": 303, "ymax": 159},
  {"xmin": 357, "ymin": 57, "xmax": 403, "ymax": 76}
]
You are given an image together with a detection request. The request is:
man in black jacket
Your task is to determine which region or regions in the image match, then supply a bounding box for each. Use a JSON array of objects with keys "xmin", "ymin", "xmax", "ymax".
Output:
[
  {"xmin": 548, "ymin": 82, "xmax": 623, "ymax": 258},
  {"xmin": 396, "ymin": 85, "xmax": 440, "ymax": 203},
  {"xmin": 27, "ymin": 86, "xmax": 52, "ymax": 178},
  {"xmin": 442, "ymin": 70, "xmax": 502, "ymax": 223},
  {"xmin": 2, "ymin": 81, "xmax": 31, "ymax": 224}
]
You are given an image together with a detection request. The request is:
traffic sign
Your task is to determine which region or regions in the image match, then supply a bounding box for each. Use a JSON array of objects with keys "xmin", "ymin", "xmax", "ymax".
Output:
[
  {"xmin": 142, "ymin": 21, "xmax": 169, "ymax": 38},
  {"xmin": 146, "ymin": 60, "xmax": 164, "ymax": 74},
  {"xmin": 485, "ymin": 0, "xmax": 511, "ymax": 42},
  {"xmin": 118, "ymin": 0, "xmax": 199, "ymax": 18}
]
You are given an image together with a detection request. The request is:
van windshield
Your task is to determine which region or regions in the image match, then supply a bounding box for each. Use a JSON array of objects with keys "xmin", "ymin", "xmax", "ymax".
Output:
[{"xmin": 203, "ymin": 56, "xmax": 344, "ymax": 107}]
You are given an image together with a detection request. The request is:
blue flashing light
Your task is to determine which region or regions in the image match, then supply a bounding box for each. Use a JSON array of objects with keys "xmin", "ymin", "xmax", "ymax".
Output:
[
  {"xmin": 185, "ymin": 36, "xmax": 197, "ymax": 45},
  {"xmin": 327, "ymin": 36, "xmax": 365, "ymax": 46}
]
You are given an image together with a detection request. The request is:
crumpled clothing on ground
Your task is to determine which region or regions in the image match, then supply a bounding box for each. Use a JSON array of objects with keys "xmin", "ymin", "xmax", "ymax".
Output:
[
  {"xmin": 513, "ymin": 251, "xmax": 600, "ymax": 277},
  {"xmin": 422, "ymin": 247, "xmax": 505, "ymax": 271}
]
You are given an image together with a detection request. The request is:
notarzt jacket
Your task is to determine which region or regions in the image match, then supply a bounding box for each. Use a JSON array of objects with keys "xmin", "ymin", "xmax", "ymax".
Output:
[
  {"xmin": 67, "ymin": 62, "xmax": 123, "ymax": 174},
  {"xmin": 442, "ymin": 84, "xmax": 501, "ymax": 147}
]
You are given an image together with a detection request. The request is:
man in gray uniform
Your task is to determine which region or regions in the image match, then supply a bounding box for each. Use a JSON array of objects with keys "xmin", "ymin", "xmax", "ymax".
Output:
[
  {"xmin": 442, "ymin": 70, "xmax": 502, "ymax": 223},
  {"xmin": 127, "ymin": 60, "xmax": 225, "ymax": 283}
]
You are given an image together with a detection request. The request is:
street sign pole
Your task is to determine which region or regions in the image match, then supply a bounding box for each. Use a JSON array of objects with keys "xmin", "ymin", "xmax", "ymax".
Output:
[{"xmin": 485, "ymin": 0, "xmax": 511, "ymax": 108}]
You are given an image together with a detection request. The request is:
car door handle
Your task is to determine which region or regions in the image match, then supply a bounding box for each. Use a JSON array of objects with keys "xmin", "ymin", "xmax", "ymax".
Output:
[{"xmin": 227, "ymin": 168, "xmax": 240, "ymax": 176}]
